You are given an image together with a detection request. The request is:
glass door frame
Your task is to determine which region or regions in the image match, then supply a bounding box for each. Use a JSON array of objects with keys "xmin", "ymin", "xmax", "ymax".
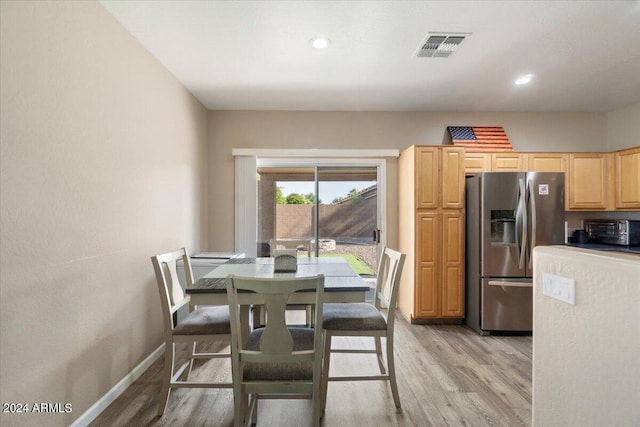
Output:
[{"xmin": 256, "ymin": 157, "xmax": 389, "ymax": 264}]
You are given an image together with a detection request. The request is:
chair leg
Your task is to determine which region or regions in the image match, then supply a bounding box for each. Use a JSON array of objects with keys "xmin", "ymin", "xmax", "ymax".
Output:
[
  {"xmin": 240, "ymin": 394, "xmax": 258, "ymax": 426},
  {"xmin": 186, "ymin": 341, "xmax": 197, "ymax": 379},
  {"xmin": 386, "ymin": 336, "xmax": 401, "ymax": 409},
  {"xmin": 320, "ymin": 333, "xmax": 332, "ymax": 412},
  {"xmin": 157, "ymin": 342, "xmax": 174, "ymax": 417},
  {"xmin": 312, "ymin": 366, "xmax": 322, "ymax": 427},
  {"xmin": 251, "ymin": 394, "xmax": 258, "ymax": 425},
  {"xmin": 233, "ymin": 388, "xmax": 246, "ymax": 427},
  {"xmin": 374, "ymin": 336, "xmax": 386, "ymax": 375}
]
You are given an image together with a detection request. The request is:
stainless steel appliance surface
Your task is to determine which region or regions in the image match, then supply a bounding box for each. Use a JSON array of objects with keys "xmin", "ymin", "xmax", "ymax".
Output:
[
  {"xmin": 585, "ymin": 219, "xmax": 640, "ymax": 246},
  {"xmin": 465, "ymin": 172, "xmax": 565, "ymax": 335}
]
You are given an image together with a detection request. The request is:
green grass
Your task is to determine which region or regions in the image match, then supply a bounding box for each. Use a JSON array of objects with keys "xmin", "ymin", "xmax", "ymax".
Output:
[{"xmin": 299, "ymin": 253, "xmax": 374, "ymax": 275}]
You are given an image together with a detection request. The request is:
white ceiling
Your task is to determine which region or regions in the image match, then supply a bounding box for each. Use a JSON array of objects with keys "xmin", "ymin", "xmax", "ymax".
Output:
[{"xmin": 99, "ymin": 1, "xmax": 640, "ymax": 112}]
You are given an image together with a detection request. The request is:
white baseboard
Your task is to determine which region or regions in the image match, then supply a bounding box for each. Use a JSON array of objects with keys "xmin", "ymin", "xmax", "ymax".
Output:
[{"xmin": 70, "ymin": 344, "xmax": 164, "ymax": 427}]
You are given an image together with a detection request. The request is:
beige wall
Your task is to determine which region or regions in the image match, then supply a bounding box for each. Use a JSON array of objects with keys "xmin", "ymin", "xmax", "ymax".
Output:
[
  {"xmin": 607, "ymin": 101, "xmax": 640, "ymax": 151},
  {"xmin": 0, "ymin": 2, "xmax": 208, "ymax": 425},
  {"xmin": 1, "ymin": 2, "xmax": 638, "ymax": 424},
  {"xmin": 207, "ymin": 110, "xmax": 611, "ymax": 251},
  {"xmin": 532, "ymin": 246, "xmax": 640, "ymax": 426}
]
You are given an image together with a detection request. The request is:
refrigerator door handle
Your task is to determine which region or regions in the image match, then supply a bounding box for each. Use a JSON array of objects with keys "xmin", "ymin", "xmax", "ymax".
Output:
[
  {"xmin": 528, "ymin": 182, "xmax": 537, "ymax": 269},
  {"xmin": 517, "ymin": 178, "xmax": 527, "ymax": 269},
  {"xmin": 488, "ymin": 280, "xmax": 533, "ymax": 288}
]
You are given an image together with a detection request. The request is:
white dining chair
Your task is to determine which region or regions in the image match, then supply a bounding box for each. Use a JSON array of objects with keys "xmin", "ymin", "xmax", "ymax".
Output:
[
  {"xmin": 320, "ymin": 246, "xmax": 406, "ymax": 411},
  {"xmin": 150, "ymin": 248, "xmax": 232, "ymax": 417},
  {"xmin": 269, "ymin": 238, "xmax": 315, "ymax": 325},
  {"xmin": 226, "ymin": 274, "xmax": 325, "ymax": 427}
]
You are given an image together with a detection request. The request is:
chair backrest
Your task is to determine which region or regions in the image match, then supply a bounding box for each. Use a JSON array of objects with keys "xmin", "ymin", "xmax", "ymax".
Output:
[
  {"xmin": 373, "ymin": 247, "xmax": 406, "ymax": 325},
  {"xmin": 226, "ymin": 275, "xmax": 324, "ymax": 365},
  {"xmin": 269, "ymin": 239, "xmax": 314, "ymax": 257},
  {"xmin": 151, "ymin": 248, "xmax": 193, "ymax": 332}
]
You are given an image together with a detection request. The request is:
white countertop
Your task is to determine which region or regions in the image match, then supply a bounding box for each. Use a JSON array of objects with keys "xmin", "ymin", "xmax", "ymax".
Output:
[
  {"xmin": 551, "ymin": 245, "xmax": 640, "ymax": 262},
  {"xmin": 531, "ymin": 244, "xmax": 640, "ymax": 426}
]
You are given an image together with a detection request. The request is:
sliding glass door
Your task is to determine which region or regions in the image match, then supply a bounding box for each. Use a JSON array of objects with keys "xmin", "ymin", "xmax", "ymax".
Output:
[
  {"xmin": 257, "ymin": 166, "xmax": 316, "ymax": 257},
  {"xmin": 317, "ymin": 167, "xmax": 377, "ymax": 275},
  {"xmin": 256, "ymin": 164, "xmax": 379, "ymax": 276}
]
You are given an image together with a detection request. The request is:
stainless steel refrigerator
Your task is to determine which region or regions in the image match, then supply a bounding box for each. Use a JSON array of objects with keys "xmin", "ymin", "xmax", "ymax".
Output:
[{"xmin": 465, "ymin": 172, "xmax": 565, "ymax": 334}]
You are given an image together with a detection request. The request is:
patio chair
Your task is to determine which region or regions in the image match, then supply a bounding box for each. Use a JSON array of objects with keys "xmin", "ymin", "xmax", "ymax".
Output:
[{"xmin": 269, "ymin": 238, "xmax": 313, "ymax": 257}]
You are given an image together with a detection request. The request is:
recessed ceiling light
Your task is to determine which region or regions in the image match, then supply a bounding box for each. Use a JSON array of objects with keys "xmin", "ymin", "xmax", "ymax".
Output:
[
  {"xmin": 514, "ymin": 74, "xmax": 535, "ymax": 85},
  {"xmin": 309, "ymin": 36, "xmax": 330, "ymax": 49}
]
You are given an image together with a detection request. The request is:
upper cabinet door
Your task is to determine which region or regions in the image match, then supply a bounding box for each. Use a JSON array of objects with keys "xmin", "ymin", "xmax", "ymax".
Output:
[
  {"xmin": 416, "ymin": 147, "xmax": 439, "ymax": 209},
  {"xmin": 491, "ymin": 153, "xmax": 527, "ymax": 171},
  {"xmin": 568, "ymin": 153, "xmax": 608, "ymax": 210},
  {"xmin": 441, "ymin": 147, "xmax": 465, "ymax": 209},
  {"xmin": 528, "ymin": 153, "xmax": 567, "ymax": 172},
  {"xmin": 464, "ymin": 152, "xmax": 490, "ymax": 175},
  {"xmin": 615, "ymin": 147, "xmax": 640, "ymax": 209}
]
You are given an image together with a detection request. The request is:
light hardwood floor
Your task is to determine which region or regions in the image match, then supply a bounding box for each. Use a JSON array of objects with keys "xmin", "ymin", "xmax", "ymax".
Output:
[{"xmin": 90, "ymin": 315, "xmax": 532, "ymax": 426}]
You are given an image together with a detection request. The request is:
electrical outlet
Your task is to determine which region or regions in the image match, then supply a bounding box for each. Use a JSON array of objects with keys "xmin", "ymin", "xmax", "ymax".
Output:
[{"xmin": 542, "ymin": 273, "xmax": 575, "ymax": 305}]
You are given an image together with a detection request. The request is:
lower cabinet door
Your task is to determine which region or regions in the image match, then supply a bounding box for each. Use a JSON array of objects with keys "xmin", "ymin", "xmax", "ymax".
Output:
[
  {"xmin": 416, "ymin": 212, "xmax": 438, "ymax": 317},
  {"xmin": 415, "ymin": 211, "xmax": 465, "ymax": 319},
  {"xmin": 442, "ymin": 211, "xmax": 464, "ymax": 317}
]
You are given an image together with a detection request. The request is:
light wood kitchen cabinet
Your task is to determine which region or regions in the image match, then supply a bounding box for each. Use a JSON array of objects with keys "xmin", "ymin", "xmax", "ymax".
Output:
[
  {"xmin": 415, "ymin": 212, "xmax": 438, "ymax": 317},
  {"xmin": 415, "ymin": 146, "xmax": 465, "ymax": 209},
  {"xmin": 464, "ymin": 151, "xmax": 528, "ymax": 174},
  {"xmin": 462, "ymin": 147, "xmax": 639, "ymax": 211},
  {"xmin": 441, "ymin": 211, "xmax": 464, "ymax": 317},
  {"xmin": 464, "ymin": 152, "xmax": 490, "ymax": 174},
  {"xmin": 491, "ymin": 152, "xmax": 527, "ymax": 171},
  {"xmin": 398, "ymin": 145, "xmax": 465, "ymax": 323},
  {"xmin": 414, "ymin": 211, "xmax": 464, "ymax": 318},
  {"xmin": 614, "ymin": 147, "xmax": 640, "ymax": 209},
  {"xmin": 441, "ymin": 148, "xmax": 465, "ymax": 209},
  {"xmin": 567, "ymin": 153, "xmax": 609, "ymax": 210},
  {"xmin": 528, "ymin": 153, "xmax": 567, "ymax": 172},
  {"xmin": 416, "ymin": 147, "xmax": 439, "ymax": 209}
]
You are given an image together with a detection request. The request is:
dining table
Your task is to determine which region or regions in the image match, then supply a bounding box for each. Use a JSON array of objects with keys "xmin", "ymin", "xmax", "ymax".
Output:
[{"xmin": 186, "ymin": 256, "xmax": 371, "ymax": 334}]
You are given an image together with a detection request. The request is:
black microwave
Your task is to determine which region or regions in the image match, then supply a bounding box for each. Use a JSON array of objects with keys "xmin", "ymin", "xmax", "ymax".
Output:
[{"xmin": 585, "ymin": 219, "xmax": 640, "ymax": 246}]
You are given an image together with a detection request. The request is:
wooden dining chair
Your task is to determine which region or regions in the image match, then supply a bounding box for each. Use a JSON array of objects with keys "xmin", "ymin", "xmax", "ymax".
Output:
[
  {"xmin": 150, "ymin": 248, "xmax": 232, "ymax": 417},
  {"xmin": 320, "ymin": 246, "xmax": 406, "ymax": 411},
  {"xmin": 226, "ymin": 274, "xmax": 325, "ymax": 427}
]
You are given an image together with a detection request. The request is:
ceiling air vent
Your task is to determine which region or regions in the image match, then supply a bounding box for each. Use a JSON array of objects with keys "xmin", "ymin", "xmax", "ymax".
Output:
[{"xmin": 416, "ymin": 33, "xmax": 469, "ymax": 58}]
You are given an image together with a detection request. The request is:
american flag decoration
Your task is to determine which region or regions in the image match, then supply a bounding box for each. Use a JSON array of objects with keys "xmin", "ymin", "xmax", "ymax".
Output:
[{"xmin": 446, "ymin": 126, "xmax": 513, "ymax": 151}]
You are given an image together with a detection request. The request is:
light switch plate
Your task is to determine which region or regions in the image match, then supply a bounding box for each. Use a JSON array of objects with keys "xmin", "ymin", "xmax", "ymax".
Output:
[{"xmin": 542, "ymin": 273, "xmax": 575, "ymax": 305}]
